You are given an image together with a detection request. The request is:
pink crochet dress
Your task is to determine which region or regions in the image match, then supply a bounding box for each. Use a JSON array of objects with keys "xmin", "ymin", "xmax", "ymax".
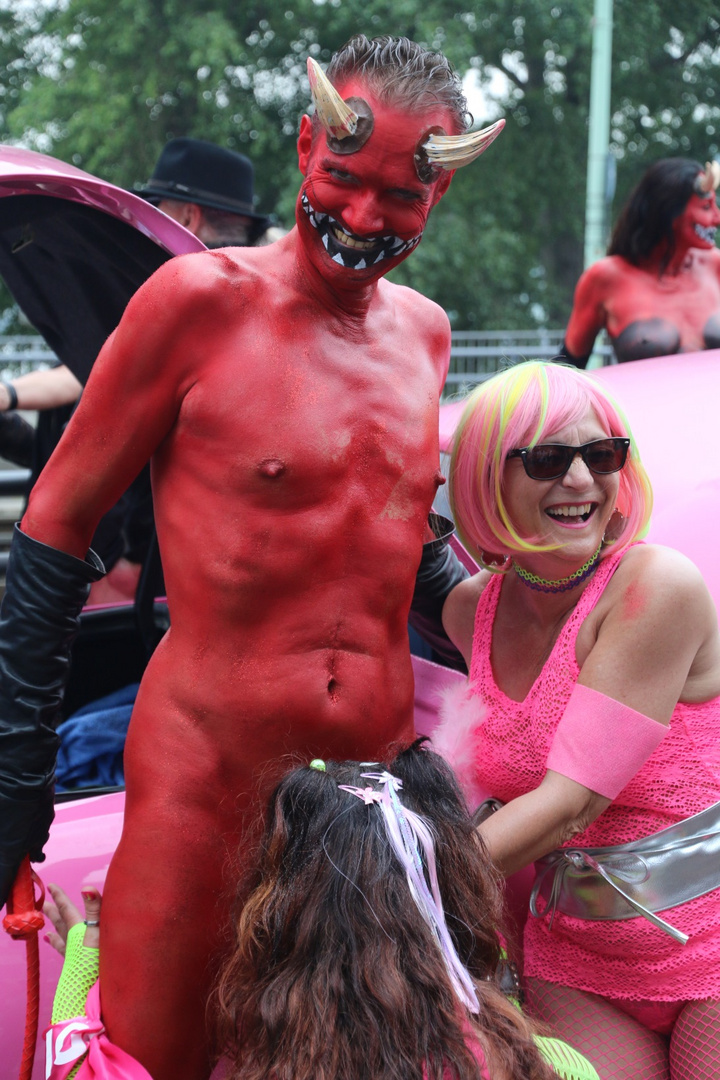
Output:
[{"xmin": 455, "ymin": 546, "xmax": 720, "ymax": 1001}]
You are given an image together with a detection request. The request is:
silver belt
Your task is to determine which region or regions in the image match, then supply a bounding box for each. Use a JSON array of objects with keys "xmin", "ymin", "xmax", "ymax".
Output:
[{"xmin": 529, "ymin": 799, "xmax": 720, "ymax": 945}]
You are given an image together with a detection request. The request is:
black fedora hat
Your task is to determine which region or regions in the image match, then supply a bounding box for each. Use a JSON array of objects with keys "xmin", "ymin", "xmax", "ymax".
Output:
[{"xmin": 137, "ymin": 137, "xmax": 270, "ymax": 223}]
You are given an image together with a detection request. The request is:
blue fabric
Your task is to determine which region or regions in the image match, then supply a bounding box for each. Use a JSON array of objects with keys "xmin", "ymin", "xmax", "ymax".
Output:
[
  {"xmin": 408, "ymin": 625, "xmax": 434, "ymax": 661},
  {"xmin": 56, "ymin": 683, "xmax": 139, "ymax": 791}
]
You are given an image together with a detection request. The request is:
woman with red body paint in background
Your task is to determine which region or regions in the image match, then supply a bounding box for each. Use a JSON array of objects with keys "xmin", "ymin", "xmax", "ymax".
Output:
[{"xmin": 561, "ymin": 158, "xmax": 720, "ymax": 366}]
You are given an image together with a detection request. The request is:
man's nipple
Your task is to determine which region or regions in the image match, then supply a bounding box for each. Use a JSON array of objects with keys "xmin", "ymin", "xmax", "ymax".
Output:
[{"xmin": 258, "ymin": 458, "xmax": 287, "ymax": 478}]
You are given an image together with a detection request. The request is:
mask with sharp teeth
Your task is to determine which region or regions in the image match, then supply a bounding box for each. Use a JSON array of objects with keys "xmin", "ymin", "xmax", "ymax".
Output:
[
  {"xmin": 300, "ymin": 193, "xmax": 421, "ymax": 269},
  {"xmin": 694, "ymin": 224, "xmax": 717, "ymax": 244},
  {"xmin": 299, "ymin": 58, "xmax": 506, "ymax": 275}
]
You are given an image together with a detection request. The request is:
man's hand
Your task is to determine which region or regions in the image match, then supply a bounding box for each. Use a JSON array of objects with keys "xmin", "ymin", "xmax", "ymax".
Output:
[{"xmin": 0, "ymin": 793, "xmax": 53, "ymax": 909}]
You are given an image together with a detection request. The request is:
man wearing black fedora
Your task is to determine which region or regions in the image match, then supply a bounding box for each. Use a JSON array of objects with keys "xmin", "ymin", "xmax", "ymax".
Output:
[{"xmin": 137, "ymin": 137, "xmax": 273, "ymax": 248}]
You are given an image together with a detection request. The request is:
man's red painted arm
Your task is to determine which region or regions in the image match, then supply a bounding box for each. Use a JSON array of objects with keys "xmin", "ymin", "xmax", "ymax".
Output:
[{"xmin": 23, "ymin": 255, "xmax": 203, "ymax": 555}]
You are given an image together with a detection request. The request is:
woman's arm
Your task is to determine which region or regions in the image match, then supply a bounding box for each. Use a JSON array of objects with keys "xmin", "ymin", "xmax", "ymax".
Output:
[
  {"xmin": 563, "ymin": 261, "xmax": 611, "ymax": 363},
  {"xmin": 478, "ymin": 772, "xmax": 611, "ymax": 876},
  {"xmin": 44, "ymin": 884, "xmax": 101, "ymax": 1022}
]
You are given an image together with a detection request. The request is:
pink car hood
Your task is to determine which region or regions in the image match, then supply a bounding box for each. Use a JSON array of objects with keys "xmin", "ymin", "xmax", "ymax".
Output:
[
  {"xmin": 0, "ymin": 146, "xmax": 204, "ymax": 256},
  {"xmin": 0, "ymin": 146, "xmax": 206, "ymax": 384}
]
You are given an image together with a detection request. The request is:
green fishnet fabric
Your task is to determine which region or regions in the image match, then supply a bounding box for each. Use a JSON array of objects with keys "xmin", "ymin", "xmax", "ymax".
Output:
[
  {"xmin": 52, "ymin": 922, "xmax": 99, "ymax": 1023},
  {"xmin": 498, "ymin": 948, "xmax": 600, "ymax": 1078},
  {"xmin": 535, "ymin": 1035, "xmax": 600, "ymax": 1080}
]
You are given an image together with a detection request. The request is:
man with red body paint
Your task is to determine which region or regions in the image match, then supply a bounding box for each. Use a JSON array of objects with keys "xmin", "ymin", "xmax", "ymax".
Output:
[{"xmin": 0, "ymin": 37, "xmax": 502, "ymax": 1080}]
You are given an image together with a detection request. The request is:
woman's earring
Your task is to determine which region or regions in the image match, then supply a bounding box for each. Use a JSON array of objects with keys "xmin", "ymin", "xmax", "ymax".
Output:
[
  {"xmin": 603, "ymin": 508, "xmax": 625, "ymax": 546},
  {"xmin": 478, "ymin": 549, "xmax": 512, "ymax": 574}
]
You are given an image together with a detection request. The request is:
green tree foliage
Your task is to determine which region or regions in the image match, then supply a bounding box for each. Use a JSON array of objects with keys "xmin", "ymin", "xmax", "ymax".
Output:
[{"xmin": 0, "ymin": 0, "xmax": 719, "ymax": 329}]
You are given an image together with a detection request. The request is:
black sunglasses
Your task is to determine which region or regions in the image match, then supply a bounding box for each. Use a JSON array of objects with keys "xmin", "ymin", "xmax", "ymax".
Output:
[{"xmin": 507, "ymin": 437, "xmax": 630, "ymax": 481}]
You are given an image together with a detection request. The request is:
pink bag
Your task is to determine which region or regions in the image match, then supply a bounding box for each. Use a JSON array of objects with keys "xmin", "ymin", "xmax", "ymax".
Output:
[{"xmin": 44, "ymin": 982, "xmax": 153, "ymax": 1080}]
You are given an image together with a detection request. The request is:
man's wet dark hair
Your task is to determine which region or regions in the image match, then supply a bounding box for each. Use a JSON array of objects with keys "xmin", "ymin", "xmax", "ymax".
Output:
[
  {"xmin": 326, "ymin": 34, "xmax": 471, "ymax": 134},
  {"xmin": 608, "ymin": 157, "xmax": 705, "ymax": 273}
]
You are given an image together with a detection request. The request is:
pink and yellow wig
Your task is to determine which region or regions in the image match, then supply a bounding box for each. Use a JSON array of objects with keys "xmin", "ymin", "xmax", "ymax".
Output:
[{"xmin": 448, "ymin": 360, "xmax": 653, "ymax": 559}]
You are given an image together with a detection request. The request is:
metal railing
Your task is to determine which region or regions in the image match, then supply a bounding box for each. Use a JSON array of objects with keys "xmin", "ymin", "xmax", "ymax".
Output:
[
  {"xmin": 443, "ymin": 329, "xmax": 613, "ymax": 396},
  {"xmin": 0, "ymin": 331, "xmax": 615, "ymax": 385},
  {"xmin": 0, "ymin": 334, "xmax": 56, "ymax": 378}
]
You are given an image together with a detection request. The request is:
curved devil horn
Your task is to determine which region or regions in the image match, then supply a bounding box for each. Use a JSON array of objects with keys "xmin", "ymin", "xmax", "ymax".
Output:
[
  {"xmin": 422, "ymin": 118, "xmax": 505, "ymax": 170},
  {"xmin": 694, "ymin": 160, "xmax": 720, "ymax": 195},
  {"xmin": 307, "ymin": 58, "xmax": 358, "ymax": 140}
]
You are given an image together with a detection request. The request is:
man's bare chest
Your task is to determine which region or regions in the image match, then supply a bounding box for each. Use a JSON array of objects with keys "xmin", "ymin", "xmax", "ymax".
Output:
[{"xmin": 164, "ymin": 331, "xmax": 442, "ymax": 512}]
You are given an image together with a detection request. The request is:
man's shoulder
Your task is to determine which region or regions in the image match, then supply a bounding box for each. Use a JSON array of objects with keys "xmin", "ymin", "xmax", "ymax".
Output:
[
  {"xmin": 378, "ymin": 279, "xmax": 451, "ymax": 332},
  {"xmin": 156, "ymin": 248, "xmax": 257, "ymax": 286},
  {"xmin": 138, "ymin": 249, "xmax": 267, "ymax": 311}
]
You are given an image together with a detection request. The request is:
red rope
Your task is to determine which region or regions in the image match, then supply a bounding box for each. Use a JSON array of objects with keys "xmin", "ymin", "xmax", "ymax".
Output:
[{"xmin": 3, "ymin": 857, "xmax": 46, "ymax": 1080}]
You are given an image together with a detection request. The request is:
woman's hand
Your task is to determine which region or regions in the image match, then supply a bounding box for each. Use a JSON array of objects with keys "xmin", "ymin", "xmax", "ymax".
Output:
[
  {"xmin": 44, "ymin": 883, "xmax": 102, "ymax": 955},
  {"xmin": 476, "ymin": 772, "xmax": 612, "ymax": 876}
]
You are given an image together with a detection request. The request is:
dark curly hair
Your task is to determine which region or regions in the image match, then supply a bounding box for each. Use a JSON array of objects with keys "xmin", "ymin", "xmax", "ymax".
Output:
[
  {"xmin": 608, "ymin": 157, "xmax": 705, "ymax": 273},
  {"xmin": 326, "ymin": 34, "xmax": 471, "ymax": 133},
  {"xmin": 214, "ymin": 740, "xmax": 553, "ymax": 1080}
]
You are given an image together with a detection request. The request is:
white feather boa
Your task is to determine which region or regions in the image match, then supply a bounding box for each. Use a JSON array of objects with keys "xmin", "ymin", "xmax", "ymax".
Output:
[{"xmin": 430, "ymin": 680, "xmax": 489, "ymax": 812}]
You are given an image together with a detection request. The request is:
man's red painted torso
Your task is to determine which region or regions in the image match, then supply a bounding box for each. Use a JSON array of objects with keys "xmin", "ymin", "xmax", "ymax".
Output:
[{"xmin": 129, "ymin": 242, "xmax": 446, "ymax": 775}]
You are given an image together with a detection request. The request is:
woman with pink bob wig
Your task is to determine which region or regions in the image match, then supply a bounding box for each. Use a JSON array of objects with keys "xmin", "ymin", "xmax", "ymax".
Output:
[
  {"xmin": 433, "ymin": 360, "xmax": 720, "ymax": 1079},
  {"xmin": 450, "ymin": 360, "xmax": 652, "ymax": 560}
]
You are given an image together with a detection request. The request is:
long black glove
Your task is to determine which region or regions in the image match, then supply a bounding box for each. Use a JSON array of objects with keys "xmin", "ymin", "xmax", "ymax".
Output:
[
  {"xmin": 0, "ymin": 525, "xmax": 104, "ymax": 907},
  {"xmin": 409, "ymin": 513, "xmax": 470, "ymax": 672},
  {"xmin": 555, "ymin": 339, "xmax": 590, "ymax": 369}
]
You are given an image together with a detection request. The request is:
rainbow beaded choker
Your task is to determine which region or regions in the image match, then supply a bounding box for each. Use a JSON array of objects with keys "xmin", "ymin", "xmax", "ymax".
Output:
[{"xmin": 512, "ymin": 542, "xmax": 603, "ymax": 594}]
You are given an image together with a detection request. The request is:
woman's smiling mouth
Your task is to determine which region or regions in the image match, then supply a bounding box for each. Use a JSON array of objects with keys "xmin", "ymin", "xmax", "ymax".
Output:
[{"xmin": 546, "ymin": 502, "xmax": 596, "ymax": 524}]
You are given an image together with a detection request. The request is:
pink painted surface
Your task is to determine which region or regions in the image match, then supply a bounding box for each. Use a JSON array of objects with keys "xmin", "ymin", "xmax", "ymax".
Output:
[
  {"xmin": 593, "ymin": 351, "xmax": 720, "ymax": 617},
  {"xmin": 0, "ymin": 793, "xmax": 124, "ymax": 1080},
  {"xmin": 0, "ymin": 146, "xmax": 205, "ymax": 257}
]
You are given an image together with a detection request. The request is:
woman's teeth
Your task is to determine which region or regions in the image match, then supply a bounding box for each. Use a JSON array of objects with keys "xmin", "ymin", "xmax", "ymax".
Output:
[{"xmin": 546, "ymin": 503, "xmax": 593, "ymax": 521}]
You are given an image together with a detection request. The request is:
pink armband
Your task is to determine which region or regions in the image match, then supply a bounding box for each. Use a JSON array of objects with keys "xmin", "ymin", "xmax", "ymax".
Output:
[{"xmin": 546, "ymin": 683, "xmax": 668, "ymax": 799}]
